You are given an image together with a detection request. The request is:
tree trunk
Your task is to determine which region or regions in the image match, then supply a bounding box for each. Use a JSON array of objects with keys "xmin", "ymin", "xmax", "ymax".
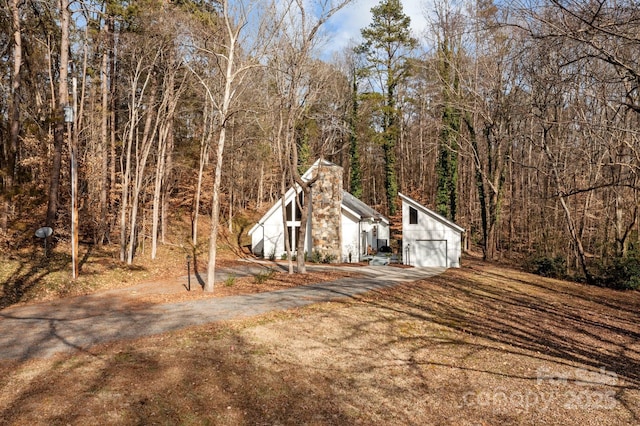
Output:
[
  {"xmin": 120, "ymin": 58, "xmax": 155, "ymax": 262},
  {"xmin": 152, "ymin": 70, "xmax": 176, "ymax": 260},
  {"xmin": 151, "ymin": 127, "xmax": 167, "ymax": 260},
  {"xmin": 109, "ymin": 15, "xmax": 117, "ymax": 235},
  {"xmin": 280, "ymin": 173, "xmax": 293, "ymax": 274},
  {"xmin": 127, "ymin": 76, "xmax": 158, "ymax": 264},
  {"xmin": 542, "ymin": 130, "xmax": 593, "ymax": 283},
  {"xmin": 46, "ymin": 0, "xmax": 70, "ymax": 228},
  {"xmin": 205, "ymin": 1, "xmax": 238, "ymax": 292},
  {"xmin": 161, "ymin": 125, "xmax": 174, "ymax": 245},
  {"xmin": 8, "ymin": 0, "xmax": 22, "ymax": 189},
  {"xmin": 296, "ymin": 186, "xmax": 312, "ymax": 273},
  {"xmin": 99, "ymin": 21, "xmax": 110, "ymax": 244},
  {"xmin": 205, "ymin": 123, "xmax": 226, "ymax": 292},
  {"xmin": 193, "ymin": 123, "xmax": 211, "ymax": 247}
]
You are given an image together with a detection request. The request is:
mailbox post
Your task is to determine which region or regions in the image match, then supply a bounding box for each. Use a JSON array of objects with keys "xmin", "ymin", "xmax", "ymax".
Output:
[{"xmin": 186, "ymin": 255, "xmax": 192, "ymax": 291}]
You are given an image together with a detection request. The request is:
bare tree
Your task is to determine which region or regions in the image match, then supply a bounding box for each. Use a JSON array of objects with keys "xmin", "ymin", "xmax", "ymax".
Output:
[
  {"xmin": 7, "ymin": 0, "xmax": 21, "ymax": 190},
  {"xmin": 119, "ymin": 41, "xmax": 159, "ymax": 262},
  {"xmin": 185, "ymin": 0, "xmax": 279, "ymax": 291},
  {"xmin": 45, "ymin": 0, "xmax": 71, "ymax": 228},
  {"xmin": 269, "ymin": 0, "xmax": 353, "ymax": 273},
  {"xmin": 151, "ymin": 57, "xmax": 186, "ymax": 260}
]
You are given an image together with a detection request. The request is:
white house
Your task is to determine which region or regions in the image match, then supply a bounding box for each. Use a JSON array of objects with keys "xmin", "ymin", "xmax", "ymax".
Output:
[
  {"xmin": 248, "ymin": 160, "xmax": 389, "ymax": 262},
  {"xmin": 341, "ymin": 191, "xmax": 390, "ymax": 261},
  {"xmin": 399, "ymin": 192, "xmax": 464, "ymax": 268}
]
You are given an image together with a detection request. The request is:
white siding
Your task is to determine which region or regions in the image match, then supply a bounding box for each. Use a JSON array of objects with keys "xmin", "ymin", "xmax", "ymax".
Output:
[
  {"xmin": 250, "ymin": 190, "xmax": 311, "ymax": 259},
  {"xmin": 341, "ymin": 210, "xmax": 360, "ymax": 262},
  {"xmin": 401, "ymin": 196, "xmax": 462, "ymax": 268},
  {"xmin": 254, "ymin": 204, "xmax": 285, "ymax": 259}
]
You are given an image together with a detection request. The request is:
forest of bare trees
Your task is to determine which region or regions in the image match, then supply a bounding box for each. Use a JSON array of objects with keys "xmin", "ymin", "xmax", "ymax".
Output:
[{"xmin": 1, "ymin": 0, "xmax": 639, "ymax": 289}]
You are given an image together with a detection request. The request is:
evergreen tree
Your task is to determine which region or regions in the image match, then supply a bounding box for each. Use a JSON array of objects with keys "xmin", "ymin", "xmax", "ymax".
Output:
[
  {"xmin": 357, "ymin": 0, "xmax": 416, "ymax": 215},
  {"xmin": 434, "ymin": 5, "xmax": 462, "ymax": 221},
  {"xmin": 349, "ymin": 69, "xmax": 363, "ymax": 199}
]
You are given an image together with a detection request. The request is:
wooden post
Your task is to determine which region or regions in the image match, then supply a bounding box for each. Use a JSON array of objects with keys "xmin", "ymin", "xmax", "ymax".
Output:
[{"xmin": 66, "ymin": 76, "xmax": 79, "ymax": 279}]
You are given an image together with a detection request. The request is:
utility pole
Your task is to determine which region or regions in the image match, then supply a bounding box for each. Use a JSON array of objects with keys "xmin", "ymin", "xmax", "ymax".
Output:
[{"xmin": 65, "ymin": 76, "xmax": 78, "ymax": 279}]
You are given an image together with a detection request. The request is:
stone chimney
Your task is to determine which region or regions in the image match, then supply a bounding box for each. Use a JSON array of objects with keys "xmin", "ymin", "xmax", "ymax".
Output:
[{"xmin": 310, "ymin": 162, "xmax": 343, "ymax": 262}]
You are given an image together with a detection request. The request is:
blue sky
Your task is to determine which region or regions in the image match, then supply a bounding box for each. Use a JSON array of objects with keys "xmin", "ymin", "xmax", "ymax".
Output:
[{"xmin": 323, "ymin": 0, "xmax": 431, "ymax": 55}]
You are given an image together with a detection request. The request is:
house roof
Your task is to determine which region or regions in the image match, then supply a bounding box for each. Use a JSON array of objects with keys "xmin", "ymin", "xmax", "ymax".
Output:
[
  {"xmin": 248, "ymin": 159, "xmax": 329, "ymax": 236},
  {"xmin": 342, "ymin": 192, "xmax": 389, "ymax": 224},
  {"xmin": 398, "ymin": 192, "xmax": 465, "ymax": 233},
  {"xmin": 248, "ymin": 159, "xmax": 388, "ymax": 236}
]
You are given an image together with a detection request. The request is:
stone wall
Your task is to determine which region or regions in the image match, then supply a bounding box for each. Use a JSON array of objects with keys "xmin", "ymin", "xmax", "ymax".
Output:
[{"xmin": 310, "ymin": 163, "xmax": 343, "ymax": 262}]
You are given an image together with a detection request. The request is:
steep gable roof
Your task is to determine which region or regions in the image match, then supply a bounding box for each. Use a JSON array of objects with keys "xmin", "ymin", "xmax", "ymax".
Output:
[
  {"xmin": 248, "ymin": 159, "xmax": 390, "ymax": 236},
  {"xmin": 399, "ymin": 192, "xmax": 465, "ymax": 233},
  {"xmin": 248, "ymin": 159, "xmax": 331, "ymax": 236},
  {"xmin": 249, "ymin": 159, "xmax": 386, "ymax": 236}
]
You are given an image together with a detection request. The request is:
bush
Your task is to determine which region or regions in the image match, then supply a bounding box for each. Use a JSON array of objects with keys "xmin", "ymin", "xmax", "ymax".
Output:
[
  {"xmin": 254, "ymin": 268, "xmax": 275, "ymax": 284},
  {"xmin": 310, "ymin": 250, "xmax": 322, "ymax": 263},
  {"xmin": 322, "ymin": 253, "xmax": 336, "ymax": 264},
  {"xmin": 596, "ymin": 256, "xmax": 640, "ymax": 290},
  {"xmin": 527, "ymin": 256, "xmax": 566, "ymax": 279},
  {"xmin": 224, "ymin": 274, "xmax": 236, "ymax": 287}
]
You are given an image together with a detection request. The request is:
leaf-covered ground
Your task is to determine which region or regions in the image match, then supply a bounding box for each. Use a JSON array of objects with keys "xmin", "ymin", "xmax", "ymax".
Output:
[{"xmin": 0, "ymin": 259, "xmax": 638, "ymax": 425}]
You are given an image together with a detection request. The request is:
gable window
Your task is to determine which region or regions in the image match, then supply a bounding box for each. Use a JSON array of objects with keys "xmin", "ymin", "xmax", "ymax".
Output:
[
  {"xmin": 296, "ymin": 192, "xmax": 303, "ymax": 220},
  {"xmin": 409, "ymin": 206, "xmax": 418, "ymax": 224},
  {"xmin": 286, "ymin": 200, "xmax": 293, "ymax": 221},
  {"xmin": 286, "ymin": 192, "xmax": 304, "ymax": 221}
]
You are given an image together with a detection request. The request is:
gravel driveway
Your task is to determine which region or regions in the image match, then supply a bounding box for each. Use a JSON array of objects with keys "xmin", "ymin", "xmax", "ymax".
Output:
[{"xmin": 0, "ymin": 265, "xmax": 444, "ymax": 360}]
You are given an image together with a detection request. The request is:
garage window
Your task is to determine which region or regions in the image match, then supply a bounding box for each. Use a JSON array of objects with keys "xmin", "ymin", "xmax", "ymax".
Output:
[{"xmin": 409, "ymin": 206, "xmax": 418, "ymax": 224}]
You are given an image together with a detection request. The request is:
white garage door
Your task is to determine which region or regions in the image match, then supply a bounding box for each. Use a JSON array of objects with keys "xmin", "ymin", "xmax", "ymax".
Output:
[{"xmin": 412, "ymin": 240, "xmax": 447, "ymax": 267}]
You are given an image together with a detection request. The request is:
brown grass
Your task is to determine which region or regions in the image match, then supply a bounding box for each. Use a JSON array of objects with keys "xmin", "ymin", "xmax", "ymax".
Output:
[{"xmin": 1, "ymin": 259, "xmax": 639, "ymax": 425}]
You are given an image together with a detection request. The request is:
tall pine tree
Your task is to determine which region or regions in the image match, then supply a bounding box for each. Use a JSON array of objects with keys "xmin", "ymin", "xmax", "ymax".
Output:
[{"xmin": 357, "ymin": 0, "xmax": 416, "ymax": 215}]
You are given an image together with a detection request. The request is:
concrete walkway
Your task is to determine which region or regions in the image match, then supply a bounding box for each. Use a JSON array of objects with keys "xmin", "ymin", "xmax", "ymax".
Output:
[{"xmin": 0, "ymin": 265, "xmax": 444, "ymax": 361}]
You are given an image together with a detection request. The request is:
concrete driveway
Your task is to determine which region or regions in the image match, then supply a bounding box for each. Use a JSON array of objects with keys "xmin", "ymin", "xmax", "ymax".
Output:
[{"xmin": 0, "ymin": 264, "xmax": 444, "ymax": 361}]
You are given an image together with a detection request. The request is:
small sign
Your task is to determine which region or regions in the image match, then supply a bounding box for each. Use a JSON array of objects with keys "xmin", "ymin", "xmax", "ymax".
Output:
[
  {"xmin": 35, "ymin": 227, "xmax": 53, "ymax": 239},
  {"xmin": 63, "ymin": 105, "xmax": 74, "ymax": 123}
]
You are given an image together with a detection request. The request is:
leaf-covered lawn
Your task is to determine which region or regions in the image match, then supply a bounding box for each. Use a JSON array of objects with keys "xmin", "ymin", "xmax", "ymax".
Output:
[{"xmin": 1, "ymin": 259, "xmax": 638, "ymax": 425}]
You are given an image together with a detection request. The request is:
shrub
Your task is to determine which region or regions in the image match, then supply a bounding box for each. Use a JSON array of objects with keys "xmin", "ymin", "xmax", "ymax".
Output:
[
  {"xmin": 322, "ymin": 253, "xmax": 336, "ymax": 264},
  {"xmin": 224, "ymin": 274, "xmax": 236, "ymax": 287},
  {"xmin": 254, "ymin": 268, "xmax": 275, "ymax": 284},
  {"xmin": 527, "ymin": 256, "xmax": 566, "ymax": 279},
  {"xmin": 310, "ymin": 250, "xmax": 322, "ymax": 263},
  {"xmin": 596, "ymin": 256, "xmax": 640, "ymax": 290}
]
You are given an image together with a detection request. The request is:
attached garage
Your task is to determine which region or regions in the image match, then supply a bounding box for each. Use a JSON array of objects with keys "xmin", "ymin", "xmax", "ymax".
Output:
[
  {"xmin": 411, "ymin": 240, "xmax": 447, "ymax": 267},
  {"xmin": 399, "ymin": 193, "xmax": 465, "ymax": 268}
]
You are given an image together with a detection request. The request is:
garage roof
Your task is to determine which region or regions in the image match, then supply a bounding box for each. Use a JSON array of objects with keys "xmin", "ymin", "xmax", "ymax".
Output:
[{"xmin": 399, "ymin": 192, "xmax": 465, "ymax": 233}]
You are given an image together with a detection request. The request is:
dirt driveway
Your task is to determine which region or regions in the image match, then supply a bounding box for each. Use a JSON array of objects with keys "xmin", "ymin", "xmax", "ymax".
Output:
[{"xmin": 0, "ymin": 264, "xmax": 444, "ymax": 360}]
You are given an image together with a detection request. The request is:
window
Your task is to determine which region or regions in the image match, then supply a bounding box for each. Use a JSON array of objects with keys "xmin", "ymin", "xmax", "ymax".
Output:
[
  {"xmin": 288, "ymin": 225, "xmax": 299, "ymax": 250},
  {"xmin": 296, "ymin": 192, "xmax": 303, "ymax": 221},
  {"xmin": 409, "ymin": 206, "xmax": 418, "ymax": 224},
  {"xmin": 286, "ymin": 200, "xmax": 293, "ymax": 221},
  {"xmin": 286, "ymin": 192, "xmax": 304, "ymax": 221}
]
